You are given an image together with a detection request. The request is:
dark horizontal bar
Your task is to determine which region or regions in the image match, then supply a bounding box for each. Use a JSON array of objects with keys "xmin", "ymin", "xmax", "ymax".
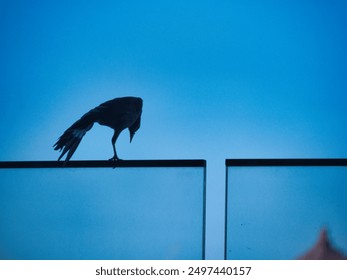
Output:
[
  {"xmin": 0, "ymin": 160, "xmax": 206, "ymax": 169},
  {"xmin": 226, "ymin": 158, "xmax": 347, "ymax": 166}
]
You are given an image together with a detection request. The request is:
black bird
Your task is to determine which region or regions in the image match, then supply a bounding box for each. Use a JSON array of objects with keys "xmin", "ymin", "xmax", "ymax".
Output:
[{"xmin": 54, "ymin": 96, "xmax": 143, "ymax": 161}]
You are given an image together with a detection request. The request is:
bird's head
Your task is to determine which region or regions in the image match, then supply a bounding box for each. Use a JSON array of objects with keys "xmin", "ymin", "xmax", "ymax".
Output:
[
  {"xmin": 128, "ymin": 97, "xmax": 142, "ymax": 143},
  {"xmin": 129, "ymin": 117, "xmax": 140, "ymax": 142}
]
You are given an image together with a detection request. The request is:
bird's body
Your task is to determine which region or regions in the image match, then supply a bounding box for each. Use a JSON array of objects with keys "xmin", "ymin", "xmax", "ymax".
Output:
[{"xmin": 54, "ymin": 97, "xmax": 143, "ymax": 161}]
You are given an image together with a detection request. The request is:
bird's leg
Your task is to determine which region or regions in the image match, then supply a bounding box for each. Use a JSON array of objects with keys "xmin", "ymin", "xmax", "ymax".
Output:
[{"xmin": 109, "ymin": 130, "xmax": 121, "ymax": 161}]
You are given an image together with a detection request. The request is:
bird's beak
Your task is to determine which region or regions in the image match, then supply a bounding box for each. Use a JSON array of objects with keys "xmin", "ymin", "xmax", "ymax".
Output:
[{"xmin": 130, "ymin": 132, "xmax": 135, "ymax": 143}]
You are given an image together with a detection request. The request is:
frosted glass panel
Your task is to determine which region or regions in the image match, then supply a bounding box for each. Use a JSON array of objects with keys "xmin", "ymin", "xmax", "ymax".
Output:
[
  {"xmin": 0, "ymin": 161, "xmax": 205, "ymax": 260},
  {"xmin": 225, "ymin": 160, "xmax": 347, "ymax": 260}
]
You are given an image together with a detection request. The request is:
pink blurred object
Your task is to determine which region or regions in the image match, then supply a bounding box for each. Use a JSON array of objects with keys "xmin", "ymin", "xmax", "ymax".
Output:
[{"xmin": 297, "ymin": 228, "xmax": 347, "ymax": 260}]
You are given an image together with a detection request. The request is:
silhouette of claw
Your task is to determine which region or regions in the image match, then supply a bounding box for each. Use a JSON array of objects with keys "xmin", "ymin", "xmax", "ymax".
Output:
[
  {"xmin": 108, "ymin": 156, "xmax": 123, "ymax": 169},
  {"xmin": 108, "ymin": 156, "xmax": 122, "ymax": 161}
]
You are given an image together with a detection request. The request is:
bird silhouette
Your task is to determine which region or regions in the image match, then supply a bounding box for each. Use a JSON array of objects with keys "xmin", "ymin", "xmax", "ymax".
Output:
[{"xmin": 54, "ymin": 96, "xmax": 143, "ymax": 161}]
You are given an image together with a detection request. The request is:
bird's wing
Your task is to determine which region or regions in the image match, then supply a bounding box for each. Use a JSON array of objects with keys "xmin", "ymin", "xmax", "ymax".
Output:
[{"xmin": 95, "ymin": 97, "xmax": 142, "ymax": 129}]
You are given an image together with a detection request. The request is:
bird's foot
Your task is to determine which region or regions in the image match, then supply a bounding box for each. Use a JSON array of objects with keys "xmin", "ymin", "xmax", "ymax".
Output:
[
  {"xmin": 108, "ymin": 156, "xmax": 122, "ymax": 161},
  {"xmin": 109, "ymin": 156, "xmax": 123, "ymax": 169}
]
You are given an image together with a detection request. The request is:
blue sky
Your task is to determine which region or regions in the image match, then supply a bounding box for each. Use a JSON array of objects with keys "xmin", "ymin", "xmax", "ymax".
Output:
[{"xmin": 1, "ymin": 0, "xmax": 347, "ymax": 259}]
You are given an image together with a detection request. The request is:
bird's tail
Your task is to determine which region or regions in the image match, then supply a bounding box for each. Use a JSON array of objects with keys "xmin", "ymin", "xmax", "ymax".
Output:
[{"xmin": 53, "ymin": 116, "xmax": 94, "ymax": 161}]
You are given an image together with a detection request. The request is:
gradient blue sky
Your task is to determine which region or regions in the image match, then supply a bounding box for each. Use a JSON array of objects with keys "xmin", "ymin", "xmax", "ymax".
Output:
[{"xmin": 1, "ymin": 0, "xmax": 347, "ymax": 259}]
